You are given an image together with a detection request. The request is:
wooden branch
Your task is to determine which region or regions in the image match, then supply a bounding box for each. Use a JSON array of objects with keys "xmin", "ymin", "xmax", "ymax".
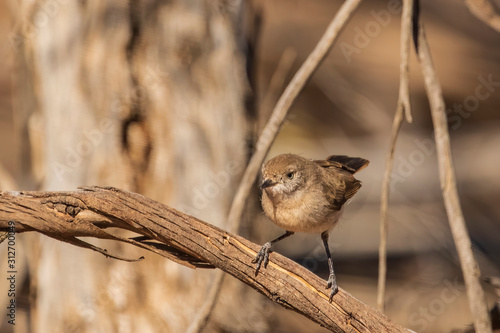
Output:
[
  {"xmin": 377, "ymin": 0, "xmax": 414, "ymax": 312},
  {"xmin": 0, "ymin": 186, "xmax": 410, "ymax": 333},
  {"xmin": 397, "ymin": 0, "xmax": 414, "ymax": 124},
  {"xmin": 415, "ymin": 9, "xmax": 492, "ymax": 333}
]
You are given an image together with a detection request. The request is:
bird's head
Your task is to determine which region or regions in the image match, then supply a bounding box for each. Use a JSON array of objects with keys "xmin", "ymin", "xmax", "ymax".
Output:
[{"xmin": 260, "ymin": 154, "xmax": 312, "ymax": 196}]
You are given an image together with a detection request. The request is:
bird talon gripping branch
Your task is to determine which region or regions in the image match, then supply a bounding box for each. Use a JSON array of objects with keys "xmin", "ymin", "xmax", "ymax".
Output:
[
  {"xmin": 254, "ymin": 154, "xmax": 369, "ymax": 301},
  {"xmin": 252, "ymin": 242, "xmax": 272, "ymax": 275}
]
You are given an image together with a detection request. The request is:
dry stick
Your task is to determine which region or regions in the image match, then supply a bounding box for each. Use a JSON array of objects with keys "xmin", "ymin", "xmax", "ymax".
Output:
[
  {"xmin": 188, "ymin": 1, "xmax": 364, "ymax": 332},
  {"xmin": 377, "ymin": 0, "xmax": 414, "ymax": 312},
  {"xmin": 465, "ymin": 0, "xmax": 500, "ymax": 34},
  {"xmin": 0, "ymin": 186, "xmax": 411, "ymax": 333},
  {"xmin": 416, "ymin": 17, "xmax": 492, "ymax": 333}
]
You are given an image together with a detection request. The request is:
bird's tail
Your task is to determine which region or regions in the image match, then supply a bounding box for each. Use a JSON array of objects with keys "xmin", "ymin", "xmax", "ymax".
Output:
[{"xmin": 325, "ymin": 155, "xmax": 369, "ymax": 174}]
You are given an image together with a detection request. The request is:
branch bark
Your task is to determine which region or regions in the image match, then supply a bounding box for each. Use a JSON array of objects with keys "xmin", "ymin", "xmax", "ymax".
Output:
[
  {"xmin": 415, "ymin": 9, "xmax": 492, "ymax": 333},
  {"xmin": 0, "ymin": 186, "xmax": 410, "ymax": 333}
]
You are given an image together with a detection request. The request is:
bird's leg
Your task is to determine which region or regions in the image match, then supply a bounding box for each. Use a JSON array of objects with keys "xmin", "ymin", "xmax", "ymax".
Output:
[
  {"xmin": 321, "ymin": 231, "xmax": 338, "ymax": 302},
  {"xmin": 252, "ymin": 231, "xmax": 294, "ymax": 275}
]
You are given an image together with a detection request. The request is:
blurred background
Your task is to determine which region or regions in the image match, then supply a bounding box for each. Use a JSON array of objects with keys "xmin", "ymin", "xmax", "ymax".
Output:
[{"xmin": 0, "ymin": 0, "xmax": 499, "ymax": 332}]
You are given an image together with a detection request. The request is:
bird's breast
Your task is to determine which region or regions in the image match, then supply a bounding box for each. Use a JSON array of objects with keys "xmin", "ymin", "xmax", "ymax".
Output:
[{"xmin": 261, "ymin": 189, "xmax": 342, "ymax": 234}]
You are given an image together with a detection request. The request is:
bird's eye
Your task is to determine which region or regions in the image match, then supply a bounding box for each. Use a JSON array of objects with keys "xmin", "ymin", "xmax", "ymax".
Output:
[{"xmin": 287, "ymin": 172, "xmax": 295, "ymax": 179}]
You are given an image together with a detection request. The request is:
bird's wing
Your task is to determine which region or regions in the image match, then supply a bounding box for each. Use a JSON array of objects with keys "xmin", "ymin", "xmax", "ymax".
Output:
[
  {"xmin": 344, "ymin": 180, "xmax": 362, "ymax": 200},
  {"xmin": 321, "ymin": 176, "xmax": 362, "ymax": 211},
  {"xmin": 322, "ymin": 155, "xmax": 369, "ymax": 174},
  {"xmin": 316, "ymin": 156, "xmax": 367, "ymax": 210}
]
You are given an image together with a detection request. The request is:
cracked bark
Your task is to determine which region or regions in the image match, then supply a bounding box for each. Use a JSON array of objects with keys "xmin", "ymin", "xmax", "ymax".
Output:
[{"xmin": 0, "ymin": 186, "xmax": 410, "ymax": 333}]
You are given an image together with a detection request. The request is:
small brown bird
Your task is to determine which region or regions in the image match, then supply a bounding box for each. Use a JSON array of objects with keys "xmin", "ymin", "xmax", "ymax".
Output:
[{"xmin": 253, "ymin": 153, "xmax": 369, "ymax": 301}]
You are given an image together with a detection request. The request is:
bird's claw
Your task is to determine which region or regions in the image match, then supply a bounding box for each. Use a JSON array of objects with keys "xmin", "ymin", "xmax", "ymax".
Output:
[
  {"xmin": 326, "ymin": 273, "xmax": 338, "ymax": 302},
  {"xmin": 252, "ymin": 242, "xmax": 272, "ymax": 276}
]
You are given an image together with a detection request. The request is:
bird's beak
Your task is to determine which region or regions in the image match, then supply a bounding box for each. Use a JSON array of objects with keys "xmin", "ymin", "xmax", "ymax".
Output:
[{"xmin": 260, "ymin": 178, "xmax": 276, "ymax": 189}]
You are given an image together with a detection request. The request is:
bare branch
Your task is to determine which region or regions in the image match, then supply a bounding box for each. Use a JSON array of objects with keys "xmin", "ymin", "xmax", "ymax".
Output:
[
  {"xmin": 377, "ymin": 0, "xmax": 414, "ymax": 312},
  {"xmin": 465, "ymin": 0, "xmax": 500, "ymax": 34},
  {"xmin": 415, "ymin": 11, "xmax": 492, "ymax": 333},
  {"xmin": 398, "ymin": 1, "xmax": 414, "ymax": 124},
  {"xmin": 0, "ymin": 186, "xmax": 411, "ymax": 333}
]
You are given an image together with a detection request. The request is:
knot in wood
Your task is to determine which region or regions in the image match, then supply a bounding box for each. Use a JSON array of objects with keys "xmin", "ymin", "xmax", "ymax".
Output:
[{"xmin": 41, "ymin": 196, "xmax": 88, "ymax": 218}]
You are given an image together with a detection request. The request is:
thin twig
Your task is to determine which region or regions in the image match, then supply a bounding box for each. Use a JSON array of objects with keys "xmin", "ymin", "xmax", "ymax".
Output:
[
  {"xmin": 377, "ymin": 0, "xmax": 414, "ymax": 312},
  {"xmin": 399, "ymin": 4, "xmax": 413, "ymax": 125},
  {"xmin": 0, "ymin": 186, "xmax": 412, "ymax": 333},
  {"xmin": 188, "ymin": 1, "xmax": 364, "ymax": 332},
  {"xmin": 415, "ymin": 8, "xmax": 492, "ymax": 333},
  {"xmin": 465, "ymin": 0, "xmax": 500, "ymax": 34}
]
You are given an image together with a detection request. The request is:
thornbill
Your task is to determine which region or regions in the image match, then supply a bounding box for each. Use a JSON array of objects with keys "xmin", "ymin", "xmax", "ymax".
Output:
[{"xmin": 253, "ymin": 153, "xmax": 369, "ymax": 301}]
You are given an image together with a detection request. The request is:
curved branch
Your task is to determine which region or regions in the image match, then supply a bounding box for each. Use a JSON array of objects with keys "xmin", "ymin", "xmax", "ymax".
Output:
[
  {"xmin": 415, "ymin": 10, "xmax": 492, "ymax": 333},
  {"xmin": 0, "ymin": 186, "xmax": 410, "ymax": 333}
]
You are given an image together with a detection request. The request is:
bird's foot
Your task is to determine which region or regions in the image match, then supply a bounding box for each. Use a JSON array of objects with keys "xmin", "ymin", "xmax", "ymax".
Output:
[
  {"xmin": 326, "ymin": 273, "xmax": 339, "ymax": 302},
  {"xmin": 252, "ymin": 242, "xmax": 272, "ymax": 276}
]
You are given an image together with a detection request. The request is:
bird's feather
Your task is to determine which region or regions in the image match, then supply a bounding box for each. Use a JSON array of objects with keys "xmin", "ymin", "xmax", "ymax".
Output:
[
  {"xmin": 315, "ymin": 155, "xmax": 368, "ymax": 210},
  {"xmin": 322, "ymin": 155, "xmax": 370, "ymax": 174}
]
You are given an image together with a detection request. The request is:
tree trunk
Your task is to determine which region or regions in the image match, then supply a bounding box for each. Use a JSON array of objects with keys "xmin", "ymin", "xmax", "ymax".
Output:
[{"xmin": 9, "ymin": 1, "xmax": 252, "ymax": 332}]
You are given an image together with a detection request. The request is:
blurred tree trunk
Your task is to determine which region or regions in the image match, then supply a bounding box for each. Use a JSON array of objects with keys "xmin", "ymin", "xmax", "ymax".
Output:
[{"xmin": 9, "ymin": 1, "xmax": 259, "ymax": 332}]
